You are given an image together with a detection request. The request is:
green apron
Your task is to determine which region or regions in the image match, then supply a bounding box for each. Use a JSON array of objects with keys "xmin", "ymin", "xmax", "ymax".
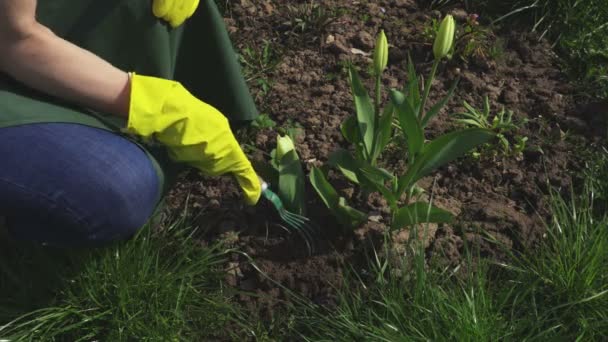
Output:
[{"xmin": 0, "ymin": 0, "xmax": 258, "ymax": 195}]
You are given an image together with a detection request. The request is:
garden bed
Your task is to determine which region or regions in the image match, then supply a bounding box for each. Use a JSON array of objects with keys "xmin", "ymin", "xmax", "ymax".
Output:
[{"xmin": 165, "ymin": 0, "xmax": 600, "ymax": 315}]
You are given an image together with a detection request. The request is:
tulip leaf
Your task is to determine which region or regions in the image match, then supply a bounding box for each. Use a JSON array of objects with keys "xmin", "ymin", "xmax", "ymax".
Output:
[
  {"xmin": 392, "ymin": 202, "xmax": 453, "ymax": 229},
  {"xmin": 358, "ymin": 167, "xmax": 398, "ymax": 209},
  {"xmin": 349, "ymin": 66, "xmax": 375, "ymax": 159},
  {"xmin": 371, "ymin": 102, "xmax": 395, "ymax": 162},
  {"xmin": 310, "ymin": 167, "xmax": 367, "ymax": 228},
  {"xmin": 398, "ymin": 128, "xmax": 494, "ymax": 194},
  {"xmin": 341, "ymin": 115, "xmax": 360, "ymax": 144},
  {"xmin": 278, "ymin": 150, "xmax": 306, "ymax": 215},
  {"xmin": 252, "ymin": 159, "xmax": 278, "ymax": 187},
  {"xmin": 328, "ymin": 149, "xmax": 361, "ymax": 184},
  {"xmin": 407, "ymin": 55, "xmax": 421, "ymax": 113},
  {"xmin": 391, "ymin": 90, "xmax": 424, "ymax": 160},
  {"xmin": 338, "ymin": 198, "xmax": 368, "ymax": 228},
  {"xmin": 421, "ymin": 78, "xmax": 459, "ymax": 128}
]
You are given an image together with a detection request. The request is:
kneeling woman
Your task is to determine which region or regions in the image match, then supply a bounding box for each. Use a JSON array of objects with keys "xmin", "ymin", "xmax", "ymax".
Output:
[{"xmin": 0, "ymin": 0, "xmax": 261, "ymax": 247}]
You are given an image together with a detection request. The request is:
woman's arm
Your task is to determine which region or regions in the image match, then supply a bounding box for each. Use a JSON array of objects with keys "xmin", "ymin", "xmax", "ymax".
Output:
[{"xmin": 0, "ymin": 0, "xmax": 131, "ymax": 117}]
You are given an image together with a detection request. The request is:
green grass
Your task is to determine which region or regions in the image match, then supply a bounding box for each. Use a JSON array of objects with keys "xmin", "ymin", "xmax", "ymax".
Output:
[
  {"xmin": 0, "ymin": 213, "xmax": 237, "ymax": 341},
  {"xmin": 505, "ymin": 0, "xmax": 608, "ymax": 100},
  {"xmin": 272, "ymin": 173, "xmax": 608, "ymax": 340}
]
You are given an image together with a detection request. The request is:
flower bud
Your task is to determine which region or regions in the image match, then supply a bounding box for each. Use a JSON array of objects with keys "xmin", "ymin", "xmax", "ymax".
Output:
[
  {"xmin": 373, "ymin": 30, "xmax": 389, "ymax": 75},
  {"xmin": 276, "ymin": 135, "xmax": 296, "ymax": 160},
  {"xmin": 433, "ymin": 15, "xmax": 455, "ymax": 60}
]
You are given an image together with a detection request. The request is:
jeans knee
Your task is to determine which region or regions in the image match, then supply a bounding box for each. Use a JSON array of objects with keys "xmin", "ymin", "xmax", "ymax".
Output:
[{"xmin": 95, "ymin": 164, "xmax": 160, "ymax": 242}]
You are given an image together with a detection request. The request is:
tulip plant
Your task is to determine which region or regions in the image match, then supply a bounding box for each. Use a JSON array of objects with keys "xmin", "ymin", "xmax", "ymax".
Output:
[
  {"xmin": 256, "ymin": 134, "xmax": 307, "ymax": 216},
  {"xmin": 311, "ymin": 15, "xmax": 494, "ymax": 230}
]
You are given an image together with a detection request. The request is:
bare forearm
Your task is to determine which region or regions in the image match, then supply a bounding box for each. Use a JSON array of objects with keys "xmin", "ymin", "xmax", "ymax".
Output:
[{"xmin": 0, "ymin": 23, "xmax": 130, "ymax": 117}]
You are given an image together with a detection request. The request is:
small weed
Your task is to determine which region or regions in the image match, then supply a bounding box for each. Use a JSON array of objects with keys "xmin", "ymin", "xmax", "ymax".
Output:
[
  {"xmin": 239, "ymin": 40, "xmax": 282, "ymax": 102},
  {"xmin": 278, "ymin": 119, "xmax": 304, "ymax": 142},
  {"xmin": 251, "ymin": 113, "xmax": 277, "ymax": 130},
  {"xmin": 284, "ymin": 1, "xmax": 340, "ymax": 43},
  {"xmin": 239, "ymin": 41, "xmax": 281, "ymax": 83},
  {"xmin": 456, "ymin": 96, "xmax": 528, "ymax": 158}
]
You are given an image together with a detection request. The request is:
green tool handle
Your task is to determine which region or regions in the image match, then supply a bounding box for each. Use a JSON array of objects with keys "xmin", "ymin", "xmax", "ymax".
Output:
[{"xmin": 260, "ymin": 180, "xmax": 284, "ymax": 210}]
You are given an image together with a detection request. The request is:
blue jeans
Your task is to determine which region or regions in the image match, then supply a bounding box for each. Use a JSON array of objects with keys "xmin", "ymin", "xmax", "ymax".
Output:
[{"xmin": 0, "ymin": 123, "xmax": 161, "ymax": 247}]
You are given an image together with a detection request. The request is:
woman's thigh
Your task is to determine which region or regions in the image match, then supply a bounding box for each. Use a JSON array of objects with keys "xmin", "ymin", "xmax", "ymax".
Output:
[{"xmin": 0, "ymin": 123, "xmax": 160, "ymax": 247}]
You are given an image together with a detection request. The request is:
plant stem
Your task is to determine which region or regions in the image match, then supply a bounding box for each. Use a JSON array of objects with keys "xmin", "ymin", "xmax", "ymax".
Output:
[
  {"xmin": 419, "ymin": 59, "xmax": 439, "ymax": 120},
  {"xmin": 371, "ymin": 73, "xmax": 382, "ymax": 165}
]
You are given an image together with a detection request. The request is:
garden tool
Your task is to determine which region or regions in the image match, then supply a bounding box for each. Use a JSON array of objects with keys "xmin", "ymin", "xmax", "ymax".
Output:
[{"xmin": 260, "ymin": 180, "xmax": 317, "ymax": 252}]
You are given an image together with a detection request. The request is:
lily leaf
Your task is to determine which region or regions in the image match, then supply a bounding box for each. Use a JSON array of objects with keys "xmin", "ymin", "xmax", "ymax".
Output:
[
  {"xmin": 398, "ymin": 128, "xmax": 494, "ymax": 194},
  {"xmin": 349, "ymin": 66, "xmax": 376, "ymax": 159},
  {"xmin": 392, "ymin": 202, "xmax": 453, "ymax": 229}
]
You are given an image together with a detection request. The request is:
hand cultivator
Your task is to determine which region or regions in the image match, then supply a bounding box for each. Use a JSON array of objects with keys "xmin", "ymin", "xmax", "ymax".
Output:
[{"xmin": 260, "ymin": 180, "xmax": 317, "ymax": 252}]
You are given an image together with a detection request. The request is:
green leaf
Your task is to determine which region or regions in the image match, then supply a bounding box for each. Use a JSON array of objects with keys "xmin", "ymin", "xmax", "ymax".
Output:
[
  {"xmin": 392, "ymin": 202, "xmax": 453, "ymax": 229},
  {"xmin": 421, "ymin": 78, "xmax": 459, "ymax": 128},
  {"xmin": 310, "ymin": 167, "xmax": 340, "ymax": 209},
  {"xmin": 456, "ymin": 118, "xmax": 484, "ymax": 128},
  {"xmin": 407, "ymin": 55, "xmax": 421, "ymax": 113},
  {"xmin": 341, "ymin": 115, "xmax": 360, "ymax": 144},
  {"xmin": 360, "ymin": 162, "xmax": 394, "ymax": 181},
  {"xmin": 328, "ymin": 149, "xmax": 361, "ymax": 184},
  {"xmin": 391, "ymin": 90, "xmax": 424, "ymax": 160},
  {"xmin": 372, "ymin": 103, "xmax": 395, "ymax": 162},
  {"xmin": 328, "ymin": 149, "xmax": 394, "ymax": 186},
  {"xmin": 310, "ymin": 167, "xmax": 367, "ymax": 228},
  {"xmin": 338, "ymin": 198, "xmax": 368, "ymax": 228},
  {"xmin": 349, "ymin": 66, "xmax": 376, "ymax": 158},
  {"xmin": 278, "ymin": 150, "xmax": 306, "ymax": 215},
  {"xmin": 358, "ymin": 167, "xmax": 398, "ymax": 209},
  {"xmin": 398, "ymin": 128, "xmax": 494, "ymax": 193}
]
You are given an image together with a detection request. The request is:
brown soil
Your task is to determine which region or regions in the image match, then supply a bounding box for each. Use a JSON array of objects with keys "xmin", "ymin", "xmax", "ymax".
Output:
[{"xmin": 165, "ymin": 0, "xmax": 598, "ymax": 315}]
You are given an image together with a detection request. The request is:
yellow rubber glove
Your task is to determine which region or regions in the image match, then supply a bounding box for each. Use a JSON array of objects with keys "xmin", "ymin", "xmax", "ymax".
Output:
[
  {"xmin": 126, "ymin": 74, "xmax": 261, "ymax": 205},
  {"xmin": 152, "ymin": 0, "xmax": 200, "ymax": 28}
]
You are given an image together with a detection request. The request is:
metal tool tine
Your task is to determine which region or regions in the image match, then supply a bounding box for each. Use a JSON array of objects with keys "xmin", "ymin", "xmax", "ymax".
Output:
[{"xmin": 282, "ymin": 212, "xmax": 315, "ymax": 245}]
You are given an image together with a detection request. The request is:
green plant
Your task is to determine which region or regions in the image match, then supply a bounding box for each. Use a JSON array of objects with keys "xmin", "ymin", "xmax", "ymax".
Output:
[
  {"xmin": 239, "ymin": 41, "xmax": 281, "ymax": 101},
  {"xmin": 457, "ymin": 14, "xmax": 501, "ymax": 62},
  {"xmin": 284, "ymin": 1, "xmax": 339, "ymax": 42},
  {"xmin": 311, "ymin": 18, "xmax": 494, "ymax": 230},
  {"xmin": 424, "ymin": 12, "xmax": 500, "ymax": 63},
  {"xmin": 256, "ymin": 135, "xmax": 306, "ymax": 217},
  {"xmin": 456, "ymin": 96, "xmax": 528, "ymax": 156},
  {"xmin": 251, "ymin": 113, "xmax": 277, "ymax": 130}
]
